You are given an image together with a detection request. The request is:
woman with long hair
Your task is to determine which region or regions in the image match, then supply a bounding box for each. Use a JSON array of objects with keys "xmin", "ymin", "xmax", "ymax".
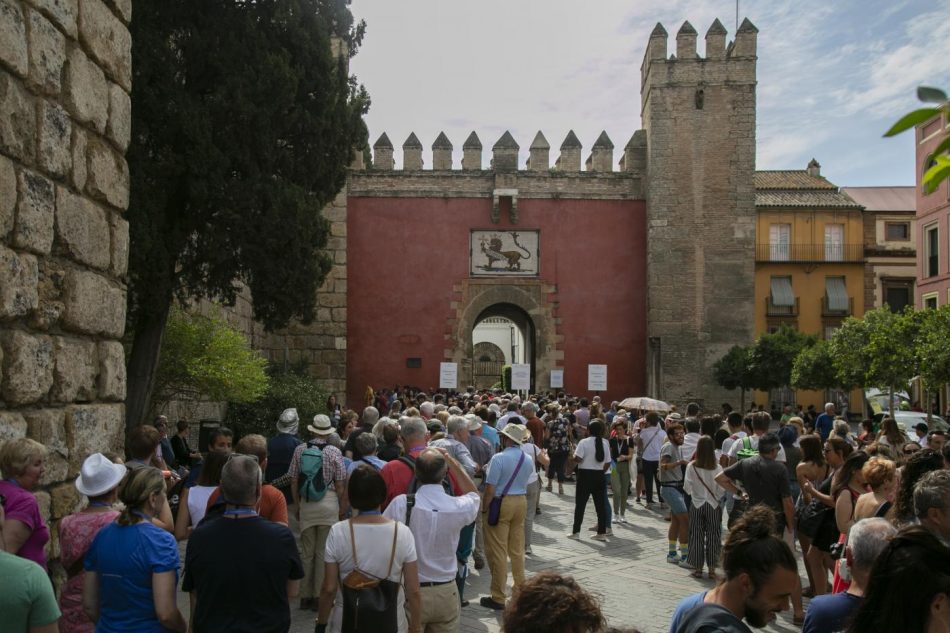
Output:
[
  {"xmin": 83, "ymin": 467, "xmax": 187, "ymax": 632},
  {"xmin": 501, "ymin": 572, "xmax": 605, "ymax": 633},
  {"xmin": 174, "ymin": 450, "xmax": 228, "ymax": 541},
  {"xmin": 877, "ymin": 417, "xmax": 904, "ymax": 448},
  {"xmin": 795, "ymin": 434, "xmax": 827, "ymax": 594},
  {"xmin": 568, "ymin": 420, "xmax": 611, "ymax": 541},
  {"xmin": 801, "ymin": 437, "xmax": 852, "ymax": 596},
  {"xmin": 828, "ymin": 451, "xmax": 870, "ymax": 593},
  {"xmin": 609, "ymin": 419, "xmax": 634, "ymax": 524},
  {"xmin": 846, "ymin": 526, "xmax": 950, "ymax": 633},
  {"xmin": 682, "ymin": 436, "xmax": 725, "ymax": 578},
  {"xmin": 326, "ymin": 394, "xmax": 343, "ymax": 426},
  {"xmin": 635, "ymin": 413, "xmax": 665, "ymax": 507},
  {"xmin": 893, "ymin": 449, "xmax": 945, "ymax": 525}
]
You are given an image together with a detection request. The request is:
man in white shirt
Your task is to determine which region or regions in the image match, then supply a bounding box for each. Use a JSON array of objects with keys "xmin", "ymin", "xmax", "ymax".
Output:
[
  {"xmin": 496, "ymin": 402, "xmax": 526, "ymax": 432},
  {"xmin": 429, "ymin": 416, "xmax": 479, "ymax": 477},
  {"xmin": 682, "ymin": 418, "xmax": 702, "ymax": 462},
  {"xmin": 385, "ymin": 448, "xmax": 480, "ymax": 631}
]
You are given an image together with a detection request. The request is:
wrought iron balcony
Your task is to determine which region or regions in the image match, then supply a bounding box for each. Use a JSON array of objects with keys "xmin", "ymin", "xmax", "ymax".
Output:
[
  {"xmin": 821, "ymin": 296, "xmax": 853, "ymax": 317},
  {"xmin": 766, "ymin": 297, "xmax": 799, "ymax": 317},
  {"xmin": 756, "ymin": 243, "xmax": 863, "ymax": 263}
]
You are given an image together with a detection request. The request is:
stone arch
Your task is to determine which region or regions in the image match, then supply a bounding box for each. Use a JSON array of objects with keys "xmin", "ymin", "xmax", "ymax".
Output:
[
  {"xmin": 473, "ymin": 341, "xmax": 506, "ymax": 363},
  {"xmin": 444, "ymin": 279, "xmax": 562, "ymax": 392}
]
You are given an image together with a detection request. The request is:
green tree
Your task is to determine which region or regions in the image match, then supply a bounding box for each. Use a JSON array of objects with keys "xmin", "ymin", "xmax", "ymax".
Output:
[
  {"xmin": 713, "ymin": 345, "xmax": 754, "ymax": 412},
  {"xmin": 829, "ymin": 307, "xmax": 923, "ymax": 413},
  {"xmin": 226, "ymin": 362, "xmax": 327, "ymax": 439},
  {"xmin": 747, "ymin": 326, "xmax": 816, "ymax": 393},
  {"xmin": 125, "ymin": 0, "xmax": 370, "ymax": 428},
  {"xmin": 914, "ymin": 306, "xmax": 950, "ymax": 422},
  {"xmin": 791, "ymin": 338, "xmax": 845, "ymax": 392},
  {"xmin": 885, "ymin": 86, "xmax": 950, "ymax": 194},
  {"xmin": 152, "ymin": 307, "xmax": 269, "ymax": 418}
]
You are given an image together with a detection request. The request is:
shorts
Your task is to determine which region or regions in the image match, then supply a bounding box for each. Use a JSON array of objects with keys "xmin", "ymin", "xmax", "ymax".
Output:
[{"xmin": 660, "ymin": 484, "xmax": 688, "ymax": 515}]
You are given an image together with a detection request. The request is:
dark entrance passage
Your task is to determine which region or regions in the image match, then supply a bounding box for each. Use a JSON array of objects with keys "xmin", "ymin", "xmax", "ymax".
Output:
[{"xmin": 472, "ymin": 303, "xmax": 536, "ymax": 392}]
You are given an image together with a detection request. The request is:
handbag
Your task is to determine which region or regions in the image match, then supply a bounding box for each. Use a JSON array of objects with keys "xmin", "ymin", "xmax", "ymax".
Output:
[
  {"xmin": 340, "ymin": 520, "xmax": 401, "ymax": 633},
  {"xmin": 487, "ymin": 452, "xmax": 526, "ymax": 527}
]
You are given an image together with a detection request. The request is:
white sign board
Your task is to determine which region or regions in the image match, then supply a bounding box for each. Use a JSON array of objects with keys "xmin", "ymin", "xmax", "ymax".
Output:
[
  {"xmin": 587, "ymin": 364, "xmax": 607, "ymax": 392},
  {"xmin": 511, "ymin": 364, "xmax": 531, "ymax": 391},
  {"xmin": 439, "ymin": 362, "xmax": 458, "ymax": 389},
  {"xmin": 549, "ymin": 369, "xmax": 564, "ymax": 389}
]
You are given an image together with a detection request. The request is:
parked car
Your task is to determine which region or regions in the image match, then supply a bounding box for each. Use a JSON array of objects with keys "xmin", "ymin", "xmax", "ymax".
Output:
[{"xmin": 872, "ymin": 411, "xmax": 949, "ymax": 441}]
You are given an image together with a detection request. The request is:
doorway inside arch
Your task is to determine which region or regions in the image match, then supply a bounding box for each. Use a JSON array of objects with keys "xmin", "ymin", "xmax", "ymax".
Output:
[{"xmin": 471, "ymin": 303, "xmax": 536, "ymax": 391}]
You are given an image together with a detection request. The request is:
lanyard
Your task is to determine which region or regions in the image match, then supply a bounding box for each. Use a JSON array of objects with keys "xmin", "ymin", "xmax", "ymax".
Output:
[
  {"xmin": 4, "ymin": 478, "xmax": 21, "ymax": 488},
  {"xmin": 223, "ymin": 508, "xmax": 258, "ymax": 518},
  {"xmin": 88, "ymin": 501, "xmax": 113, "ymax": 508},
  {"xmin": 131, "ymin": 510, "xmax": 152, "ymax": 522}
]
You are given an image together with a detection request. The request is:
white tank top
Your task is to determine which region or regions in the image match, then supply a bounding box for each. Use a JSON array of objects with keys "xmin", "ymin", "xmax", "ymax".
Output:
[{"xmin": 187, "ymin": 485, "xmax": 216, "ymax": 526}]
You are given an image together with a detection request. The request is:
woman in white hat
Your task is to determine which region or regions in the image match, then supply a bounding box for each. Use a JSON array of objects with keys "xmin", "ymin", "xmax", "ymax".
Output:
[{"xmin": 58, "ymin": 453, "xmax": 126, "ymax": 632}]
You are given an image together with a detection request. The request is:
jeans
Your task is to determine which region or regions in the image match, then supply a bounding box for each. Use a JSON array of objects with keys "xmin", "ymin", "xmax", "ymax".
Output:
[
  {"xmin": 572, "ymin": 469, "xmax": 607, "ymax": 534},
  {"xmin": 547, "ymin": 451, "xmax": 568, "ymax": 483}
]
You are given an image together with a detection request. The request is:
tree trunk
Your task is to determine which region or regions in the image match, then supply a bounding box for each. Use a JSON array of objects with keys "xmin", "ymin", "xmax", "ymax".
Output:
[{"xmin": 125, "ymin": 301, "xmax": 172, "ymax": 430}]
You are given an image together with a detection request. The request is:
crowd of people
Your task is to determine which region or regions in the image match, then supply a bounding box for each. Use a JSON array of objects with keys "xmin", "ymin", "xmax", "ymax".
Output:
[{"xmin": 2, "ymin": 388, "xmax": 950, "ymax": 633}]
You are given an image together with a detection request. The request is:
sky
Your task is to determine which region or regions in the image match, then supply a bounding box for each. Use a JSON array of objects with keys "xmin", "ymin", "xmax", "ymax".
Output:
[{"xmin": 348, "ymin": 0, "xmax": 950, "ymax": 187}]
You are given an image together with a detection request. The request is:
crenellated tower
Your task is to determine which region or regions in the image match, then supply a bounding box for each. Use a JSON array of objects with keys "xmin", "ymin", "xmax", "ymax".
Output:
[{"xmin": 641, "ymin": 18, "xmax": 758, "ymax": 405}]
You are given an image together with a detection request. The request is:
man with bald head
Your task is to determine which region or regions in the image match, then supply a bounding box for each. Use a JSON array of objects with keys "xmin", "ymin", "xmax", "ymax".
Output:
[{"xmin": 385, "ymin": 448, "xmax": 480, "ymax": 632}]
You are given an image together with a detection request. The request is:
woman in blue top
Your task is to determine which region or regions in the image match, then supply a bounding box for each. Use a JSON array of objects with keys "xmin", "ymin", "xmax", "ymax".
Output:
[{"xmin": 83, "ymin": 466, "xmax": 186, "ymax": 633}]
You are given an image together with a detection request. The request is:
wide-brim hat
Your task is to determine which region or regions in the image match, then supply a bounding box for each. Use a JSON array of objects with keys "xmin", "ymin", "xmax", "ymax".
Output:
[
  {"xmin": 500, "ymin": 423, "xmax": 528, "ymax": 445},
  {"xmin": 75, "ymin": 453, "xmax": 127, "ymax": 498},
  {"xmin": 308, "ymin": 414, "xmax": 335, "ymax": 436},
  {"xmin": 467, "ymin": 417, "xmax": 483, "ymax": 431}
]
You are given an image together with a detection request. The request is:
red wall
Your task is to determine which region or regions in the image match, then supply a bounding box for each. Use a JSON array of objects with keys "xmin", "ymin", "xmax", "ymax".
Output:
[{"xmin": 346, "ymin": 196, "xmax": 647, "ymax": 405}]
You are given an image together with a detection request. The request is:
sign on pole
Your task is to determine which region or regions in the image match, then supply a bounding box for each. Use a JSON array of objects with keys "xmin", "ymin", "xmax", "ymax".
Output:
[
  {"xmin": 439, "ymin": 362, "xmax": 458, "ymax": 389},
  {"xmin": 511, "ymin": 364, "xmax": 531, "ymax": 391},
  {"xmin": 587, "ymin": 364, "xmax": 607, "ymax": 392},
  {"xmin": 549, "ymin": 369, "xmax": 564, "ymax": 389}
]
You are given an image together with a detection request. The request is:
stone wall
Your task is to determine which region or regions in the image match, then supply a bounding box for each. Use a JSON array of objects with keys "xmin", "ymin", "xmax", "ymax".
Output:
[
  {"xmin": 0, "ymin": 0, "xmax": 131, "ymax": 582},
  {"xmin": 641, "ymin": 19, "xmax": 758, "ymax": 407}
]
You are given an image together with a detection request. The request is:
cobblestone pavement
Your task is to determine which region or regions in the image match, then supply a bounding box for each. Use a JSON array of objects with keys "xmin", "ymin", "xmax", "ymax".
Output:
[{"xmin": 178, "ymin": 483, "xmax": 804, "ymax": 633}]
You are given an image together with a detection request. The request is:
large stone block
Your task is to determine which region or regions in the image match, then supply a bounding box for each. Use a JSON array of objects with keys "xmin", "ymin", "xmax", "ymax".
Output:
[
  {"xmin": 0, "ymin": 411, "xmax": 28, "ymax": 451},
  {"xmin": 70, "ymin": 124, "xmax": 87, "ymax": 190},
  {"xmin": 109, "ymin": 212, "xmax": 127, "ymax": 276},
  {"xmin": 106, "ymin": 82, "xmax": 129, "ymax": 151},
  {"xmin": 64, "ymin": 45, "xmax": 108, "ymax": 132},
  {"xmin": 65, "ymin": 403, "xmax": 123, "ymax": 471},
  {"xmin": 37, "ymin": 100, "xmax": 72, "ymax": 176},
  {"xmin": 0, "ymin": 0, "xmax": 28, "ymax": 77},
  {"xmin": 55, "ymin": 185, "xmax": 110, "ymax": 269},
  {"xmin": 102, "ymin": 0, "xmax": 129, "ymax": 23},
  {"xmin": 28, "ymin": 0, "xmax": 78, "ymax": 38},
  {"xmin": 30, "ymin": 256, "xmax": 64, "ymax": 329},
  {"xmin": 97, "ymin": 339, "xmax": 124, "ymax": 400},
  {"xmin": 0, "ymin": 69, "xmax": 36, "ymax": 162},
  {"xmin": 51, "ymin": 335, "xmax": 96, "ymax": 402},
  {"xmin": 27, "ymin": 7, "xmax": 65, "ymax": 94},
  {"xmin": 0, "ymin": 153, "xmax": 14, "ymax": 238},
  {"xmin": 0, "ymin": 243, "xmax": 39, "ymax": 318},
  {"xmin": 61, "ymin": 268, "xmax": 125, "ymax": 336},
  {"xmin": 24, "ymin": 408, "xmax": 68, "ymax": 483},
  {"xmin": 85, "ymin": 135, "xmax": 128, "ymax": 209},
  {"xmin": 78, "ymin": 0, "xmax": 130, "ymax": 90},
  {"xmin": 50, "ymin": 481, "xmax": 80, "ymax": 518},
  {"xmin": 14, "ymin": 170, "xmax": 55, "ymax": 255},
  {"xmin": 1, "ymin": 330, "xmax": 54, "ymax": 405}
]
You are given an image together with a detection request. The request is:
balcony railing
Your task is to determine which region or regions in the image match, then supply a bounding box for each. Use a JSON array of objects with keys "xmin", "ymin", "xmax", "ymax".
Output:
[
  {"xmin": 821, "ymin": 296, "xmax": 853, "ymax": 317},
  {"xmin": 756, "ymin": 243, "xmax": 863, "ymax": 263},
  {"xmin": 766, "ymin": 297, "xmax": 799, "ymax": 317}
]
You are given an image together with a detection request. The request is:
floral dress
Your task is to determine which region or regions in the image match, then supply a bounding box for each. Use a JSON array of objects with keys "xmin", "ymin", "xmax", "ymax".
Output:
[{"xmin": 58, "ymin": 510, "xmax": 119, "ymax": 633}]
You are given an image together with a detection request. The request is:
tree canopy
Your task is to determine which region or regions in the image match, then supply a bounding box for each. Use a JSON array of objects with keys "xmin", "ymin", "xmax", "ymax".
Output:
[
  {"xmin": 885, "ymin": 86, "xmax": 950, "ymax": 194},
  {"xmin": 125, "ymin": 0, "xmax": 369, "ymax": 427},
  {"xmin": 747, "ymin": 326, "xmax": 816, "ymax": 392}
]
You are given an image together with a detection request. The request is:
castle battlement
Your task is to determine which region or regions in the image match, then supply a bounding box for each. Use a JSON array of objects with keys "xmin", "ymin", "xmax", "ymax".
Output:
[
  {"xmin": 640, "ymin": 18, "xmax": 757, "ymax": 111},
  {"xmin": 367, "ymin": 129, "xmax": 645, "ymax": 175}
]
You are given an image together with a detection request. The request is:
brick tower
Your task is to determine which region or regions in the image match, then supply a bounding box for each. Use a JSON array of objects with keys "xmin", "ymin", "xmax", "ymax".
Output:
[{"xmin": 641, "ymin": 18, "xmax": 758, "ymax": 406}]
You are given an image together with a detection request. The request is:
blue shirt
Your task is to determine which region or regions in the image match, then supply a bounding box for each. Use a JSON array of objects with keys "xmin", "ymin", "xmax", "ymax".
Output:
[
  {"xmin": 669, "ymin": 591, "xmax": 706, "ymax": 633},
  {"xmin": 482, "ymin": 424, "xmax": 500, "ymax": 451},
  {"xmin": 816, "ymin": 413, "xmax": 834, "ymax": 440},
  {"xmin": 802, "ymin": 592, "xmax": 862, "ymax": 633},
  {"xmin": 485, "ymin": 446, "xmax": 532, "ymax": 496},
  {"xmin": 347, "ymin": 455, "xmax": 387, "ymax": 475},
  {"xmin": 85, "ymin": 521, "xmax": 180, "ymax": 633}
]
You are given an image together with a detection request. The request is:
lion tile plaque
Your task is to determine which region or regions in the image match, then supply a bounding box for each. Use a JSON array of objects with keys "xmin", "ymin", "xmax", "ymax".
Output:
[{"xmin": 470, "ymin": 230, "xmax": 539, "ymax": 276}]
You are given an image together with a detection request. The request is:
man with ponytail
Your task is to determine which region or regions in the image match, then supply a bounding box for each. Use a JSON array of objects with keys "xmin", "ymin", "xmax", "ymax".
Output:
[{"xmin": 671, "ymin": 505, "xmax": 798, "ymax": 633}]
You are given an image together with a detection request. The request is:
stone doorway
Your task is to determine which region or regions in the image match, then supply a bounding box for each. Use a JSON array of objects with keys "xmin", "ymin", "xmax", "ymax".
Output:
[
  {"xmin": 445, "ymin": 279, "xmax": 562, "ymax": 393},
  {"xmin": 472, "ymin": 310, "xmax": 532, "ymax": 390}
]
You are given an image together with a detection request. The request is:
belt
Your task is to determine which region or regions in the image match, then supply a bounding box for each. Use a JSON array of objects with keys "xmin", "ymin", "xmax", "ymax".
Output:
[
  {"xmin": 419, "ymin": 580, "xmax": 454, "ymax": 587},
  {"xmin": 661, "ymin": 482, "xmax": 684, "ymax": 488}
]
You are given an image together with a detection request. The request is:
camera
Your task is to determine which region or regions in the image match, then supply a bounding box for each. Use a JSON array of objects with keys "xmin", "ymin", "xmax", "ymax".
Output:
[{"xmin": 829, "ymin": 541, "xmax": 845, "ymax": 560}]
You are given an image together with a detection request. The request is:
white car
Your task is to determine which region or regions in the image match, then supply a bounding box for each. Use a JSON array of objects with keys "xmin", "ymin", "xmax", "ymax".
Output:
[{"xmin": 872, "ymin": 411, "xmax": 949, "ymax": 441}]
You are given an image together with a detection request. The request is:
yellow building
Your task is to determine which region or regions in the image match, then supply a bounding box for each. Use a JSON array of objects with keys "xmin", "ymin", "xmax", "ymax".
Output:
[{"xmin": 754, "ymin": 160, "xmax": 865, "ymax": 412}]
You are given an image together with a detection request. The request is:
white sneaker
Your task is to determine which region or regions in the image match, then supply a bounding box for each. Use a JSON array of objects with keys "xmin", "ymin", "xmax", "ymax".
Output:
[
  {"xmin": 567, "ymin": 532, "xmax": 580, "ymax": 540},
  {"xmin": 611, "ymin": 516, "xmax": 619, "ymax": 524},
  {"xmin": 618, "ymin": 515, "xmax": 627, "ymax": 524}
]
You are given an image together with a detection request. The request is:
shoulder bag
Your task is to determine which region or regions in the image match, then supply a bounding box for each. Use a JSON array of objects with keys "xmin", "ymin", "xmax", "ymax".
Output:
[
  {"xmin": 487, "ymin": 452, "xmax": 525, "ymax": 527},
  {"xmin": 341, "ymin": 520, "xmax": 401, "ymax": 633}
]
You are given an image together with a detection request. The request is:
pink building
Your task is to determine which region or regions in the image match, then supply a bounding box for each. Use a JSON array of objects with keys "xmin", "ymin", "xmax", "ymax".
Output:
[{"xmin": 916, "ymin": 112, "xmax": 950, "ymax": 308}]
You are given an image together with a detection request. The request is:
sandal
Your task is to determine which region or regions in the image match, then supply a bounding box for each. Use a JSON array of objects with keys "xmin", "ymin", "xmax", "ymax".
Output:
[{"xmin": 689, "ymin": 569, "xmax": 704, "ymax": 578}]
